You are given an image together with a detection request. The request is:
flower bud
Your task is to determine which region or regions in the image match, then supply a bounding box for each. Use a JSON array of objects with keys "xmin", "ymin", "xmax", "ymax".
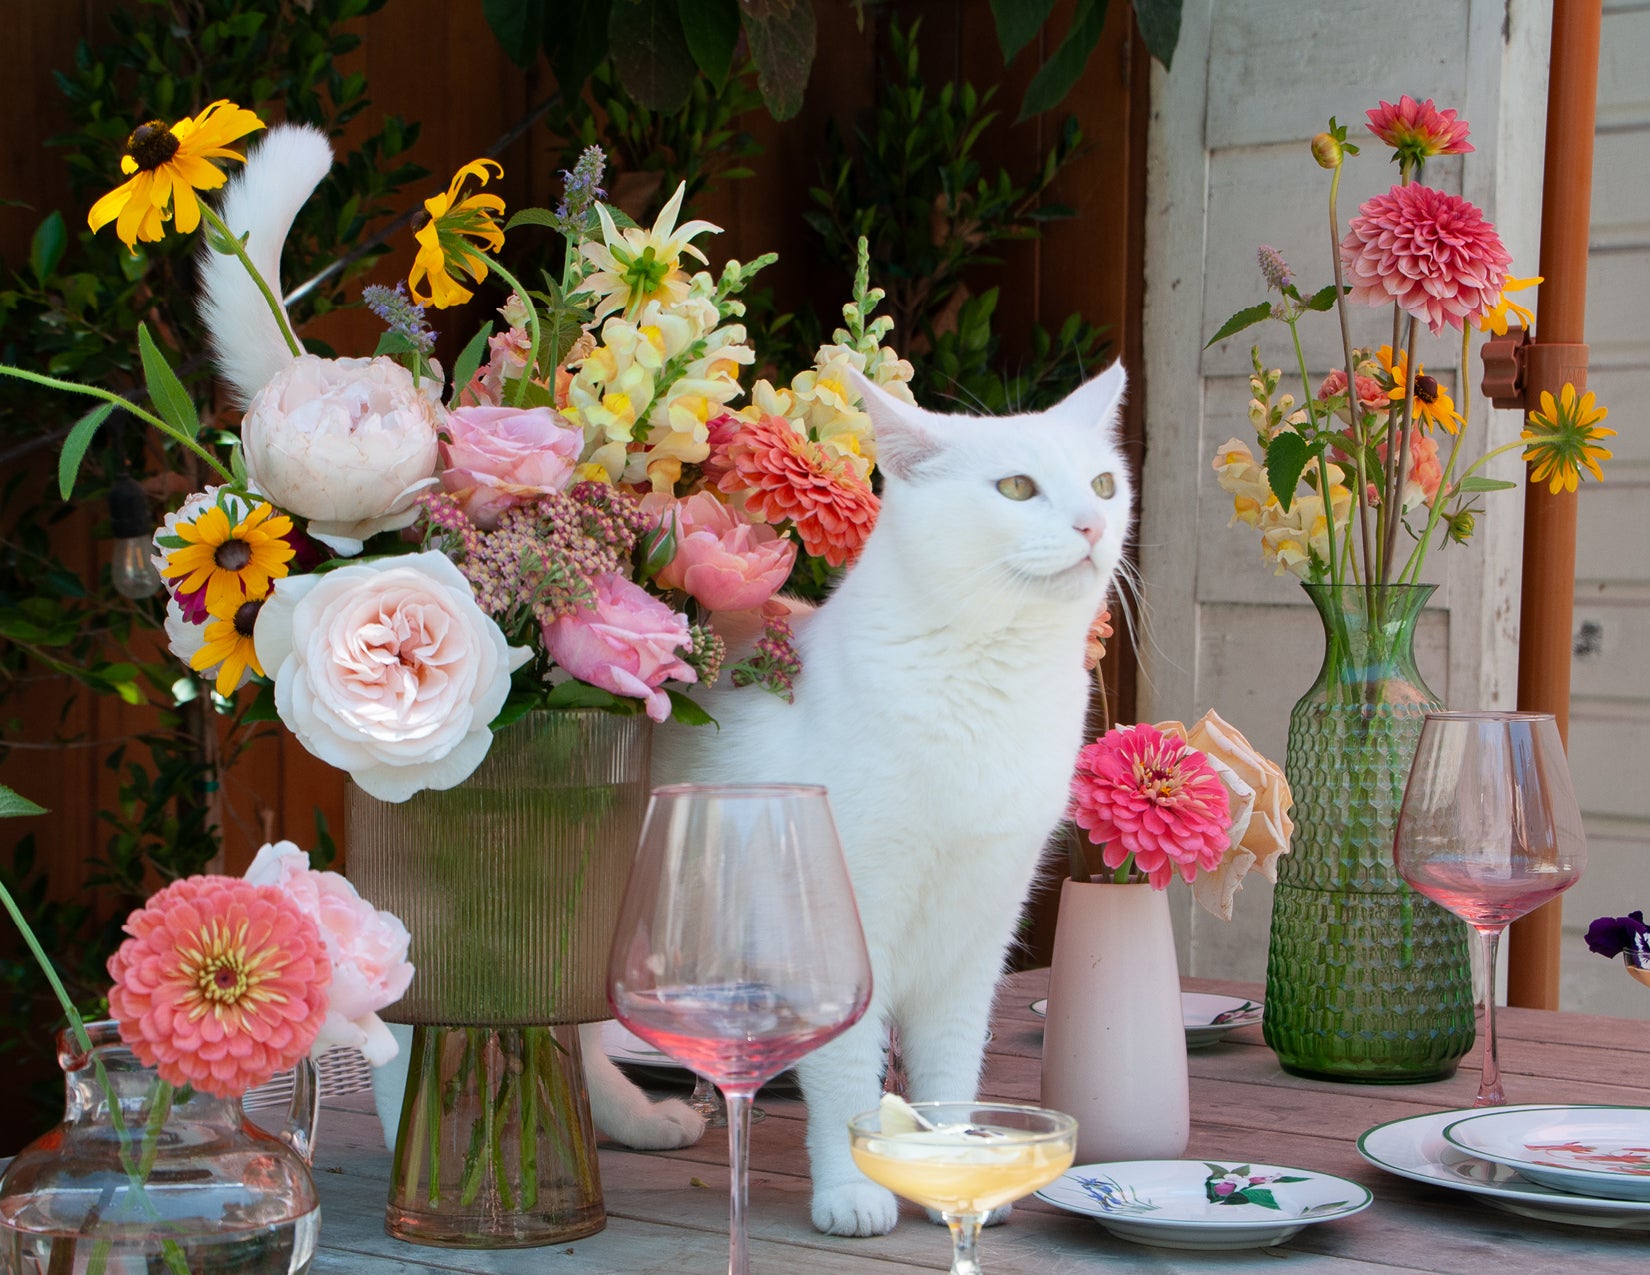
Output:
[{"xmin": 1311, "ymin": 132, "xmax": 1344, "ymax": 169}]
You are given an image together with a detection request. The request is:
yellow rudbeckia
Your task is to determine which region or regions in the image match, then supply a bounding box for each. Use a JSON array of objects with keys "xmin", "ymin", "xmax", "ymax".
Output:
[
  {"xmin": 87, "ymin": 100, "xmax": 265, "ymax": 252},
  {"xmin": 191, "ymin": 597, "xmax": 267, "ymax": 696},
  {"xmin": 409, "ymin": 159, "xmax": 506, "ymax": 308},
  {"xmin": 162, "ymin": 501, "xmax": 295, "ymax": 614},
  {"xmin": 1478, "ymin": 275, "xmax": 1543, "ymax": 336},
  {"xmin": 1522, "ymin": 384, "xmax": 1615, "ymax": 494}
]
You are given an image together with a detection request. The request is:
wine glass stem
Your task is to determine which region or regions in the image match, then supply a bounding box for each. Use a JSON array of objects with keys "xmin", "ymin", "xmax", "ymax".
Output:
[
  {"xmin": 1474, "ymin": 924, "xmax": 1506, "ymax": 1107},
  {"xmin": 944, "ymin": 1210, "xmax": 986, "ymax": 1275},
  {"xmin": 725, "ymin": 1089, "xmax": 754, "ymax": 1275}
]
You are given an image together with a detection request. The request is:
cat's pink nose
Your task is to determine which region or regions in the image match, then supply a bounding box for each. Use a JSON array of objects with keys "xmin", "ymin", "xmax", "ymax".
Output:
[{"xmin": 1076, "ymin": 517, "xmax": 1105, "ymax": 546}]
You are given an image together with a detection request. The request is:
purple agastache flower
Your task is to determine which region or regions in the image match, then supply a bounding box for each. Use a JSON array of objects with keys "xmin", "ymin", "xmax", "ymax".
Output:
[
  {"xmin": 363, "ymin": 281, "xmax": 437, "ymax": 356},
  {"xmin": 553, "ymin": 145, "xmax": 608, "ymax": 238},
  {"xmin": 1257, "ymin": 244, "xmax": 1293, "ymax": 292},
  {"xmin": 1585, "ymin": 911, "xmax": 1650, "ymax": 960}
]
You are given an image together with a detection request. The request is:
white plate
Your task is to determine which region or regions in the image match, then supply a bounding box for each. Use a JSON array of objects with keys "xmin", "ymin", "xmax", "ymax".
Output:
[
  {"xmin": 1442, "ymin": 1105, "xmax": 1650, "ymax": 1202},
  {"xmin": 1035, "ymin": 1158, "xmax": 1371, "ymax": 1250},
  {"xmin": 1357, "ymin": 1107, "xmax": 1650, "ymax": 1230},
  {"xmin": 1028, "ymin": 993, "xmax": 1263, "ymax": 1048}
]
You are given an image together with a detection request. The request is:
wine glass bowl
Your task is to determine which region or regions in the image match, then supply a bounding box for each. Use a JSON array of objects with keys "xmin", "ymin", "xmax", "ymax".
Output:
[
  {"xmin": 1394, "ymin": 711, "xmax": 1587, "ymax": 1107},
  {"xmin": 607, "ymin": 783, "xmax": 872, "ymax": 1275},
  {"xmin": 848, "ymin": 1101, "xmax": 1077, "ymax": 1274}
]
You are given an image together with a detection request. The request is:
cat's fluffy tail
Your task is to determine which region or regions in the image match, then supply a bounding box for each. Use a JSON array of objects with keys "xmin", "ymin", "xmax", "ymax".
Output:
[{"xmin": 198, "ymin": 124, "xmax": 332, "ymax": 406}]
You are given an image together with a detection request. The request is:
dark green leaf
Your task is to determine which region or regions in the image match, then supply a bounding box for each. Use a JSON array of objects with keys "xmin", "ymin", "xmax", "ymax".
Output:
[
  {"xmin": 1265, "ymin": 431, "xmax": 1311, "ymax": 511},
  {"xmin": 57, "ymin": 403, "xmax": 114, "ymax": 500},
  {"xmin": 448, "ymin": 323, "xmax": 494, "ymax": 407},
  {"xmin": 30, "ymin": 212, "xmax": 67, "ymax": 283},
  {"xmin": 241, "ymin": 683, "xmax": 282, "ymax": 723},
  {"xmin": 546, "ymin": 0, "xmax": 610, "ymax": 87},
  {"xmin": 680, "ymin": 0, "xmax": 739, "ymax": 88},
  {"xmin": 1303, "ymin": 283, "xmax": 1346, "ymax": 312},
  {"xmin": 490, "ymin": 686, "xmax": 544, "ymax": 732},
  {"xmin": 990, "ymin": 0, "xmax": 1057, "ymax": 63},
  {"xmin": 504, "ymin": 207, "xmax": 562, "ymax": 233},
  {"xmin": 743, "ymin": 0, "xmax": 817, "ymax": 122},
  {"xmin": 544, "ymin": 680, "xmax": 635, "ymax": 712},
  {"xmin": 1017, "ymin": 0, "xmax": 1108, "ymax": 121},
  {"xmin": 609, "ymin": 0, "xmax": 697, "ymax": 114},
  {"xmin": 138, "ymin": 323, "xmax": 202, "ymax": 443},
  {"xmin": 1131, "ymin": 0, "xmax": 1182, "ymax": 69},
  {"xmin": 1204, "ymin": 302, "xmax": 1273, "ymax": 348},
  {"xmin": 482, "ymin": 0, "xmax": 547, "ymax": 68},
  {"xmin": 1457, "ymin": 476, "xmax": 1518, "ymax": 493},
  {"xmin": 0, "ymin": 784, "xmax": 47, "ymax": 819},
  {"xmin": 667, "ymin": 687, "xmax": 714, "ymax": 727}
]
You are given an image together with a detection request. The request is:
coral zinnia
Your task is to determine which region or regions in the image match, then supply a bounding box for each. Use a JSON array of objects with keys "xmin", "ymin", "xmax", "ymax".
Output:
[
  {"xmin": 162, "ymin": 500, "xmax": 295, "ymax": 614},
  {"xmin": 1069, "ymin": 723, "xmax": 1233, "ymax": 889},
  {"xmin": 107, "ymin": 875, "xmax": 331, "ymax": 1097},
  {"xmin": 1340, "ymin": 184, "xmax": 1512, "ymax": 334},
  {"xmin": 1365, "ymin": 96, "xmax": 1474, "ymax": 169},
  {"xmin": 409, "ymin": 159, "xmax": 507, "ymax": 308},
  {"xmin": 87, "ymin": 100, "xmax": 265, "ymax": 251},
  {"xmin": 718, "ymin": 415, "xmax": 879, "ymax": 567}
]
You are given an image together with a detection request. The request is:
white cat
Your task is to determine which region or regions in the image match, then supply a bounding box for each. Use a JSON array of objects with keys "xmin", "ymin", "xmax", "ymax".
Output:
[{"xmin": 647, "ymin": 366, "xmax": 1133, "ymax": 1235}]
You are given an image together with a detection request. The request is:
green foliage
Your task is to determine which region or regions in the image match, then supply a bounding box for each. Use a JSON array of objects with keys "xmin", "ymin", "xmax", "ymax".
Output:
[{"xmin": 802, "ymin": 17, "xmax": 1109, "ymax": 412}]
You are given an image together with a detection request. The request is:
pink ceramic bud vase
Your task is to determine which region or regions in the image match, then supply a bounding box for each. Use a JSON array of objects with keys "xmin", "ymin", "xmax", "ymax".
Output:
[{"xmin": 1040, "ymin": 878, "xmax": 1190, "ymax": 1164}]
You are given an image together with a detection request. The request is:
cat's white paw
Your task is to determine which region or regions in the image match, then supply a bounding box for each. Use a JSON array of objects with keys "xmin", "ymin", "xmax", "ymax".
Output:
[
  {"xmin": 812, "ymin": 1182, "xmax": 900, "ymax": 1236},
  {"xmin": 604, "ymin": 1097, "xmax": 706, "ymax": 1151},
  {"xmin": 926, "ymin": 1202, "xmax": 1012, "ymax": 1227}
]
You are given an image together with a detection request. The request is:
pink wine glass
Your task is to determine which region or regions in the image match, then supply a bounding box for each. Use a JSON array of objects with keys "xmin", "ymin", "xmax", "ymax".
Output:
[
  {"xmin": 1394, "ymin": 711, "xmax": 1587, "ymax": 1107},
  {"xmin": 607, "ymin": 784, "xmax": 872, "ymax": 1275}
]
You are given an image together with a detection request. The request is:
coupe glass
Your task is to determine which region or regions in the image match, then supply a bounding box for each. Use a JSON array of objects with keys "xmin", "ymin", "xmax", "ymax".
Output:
[
  {"xmin": 847, "ymin": 1101, "xmax": 1077, "ymax": 1275},
  {"xmin": 1394, "ymin": 711, "xmax": 1587, "ymax": 1107},
  {"xmin": 607, "ymin": 784, "xmax": 872, "ymax": 1275}
]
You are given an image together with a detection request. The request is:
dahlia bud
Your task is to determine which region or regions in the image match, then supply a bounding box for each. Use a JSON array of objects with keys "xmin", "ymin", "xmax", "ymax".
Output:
[{"xmin": 1311, "ymin": 132, "xmax": 1344, "ymax": 169}]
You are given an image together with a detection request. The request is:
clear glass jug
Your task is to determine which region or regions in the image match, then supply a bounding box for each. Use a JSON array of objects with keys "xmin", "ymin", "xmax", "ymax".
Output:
[{"xmin": 0, "ymin": 1021, "xmax": 320, "ymax": 1274}]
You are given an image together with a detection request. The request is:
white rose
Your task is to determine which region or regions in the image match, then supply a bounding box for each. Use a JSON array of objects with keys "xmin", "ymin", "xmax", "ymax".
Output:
[
  {"xmin": 253, "ymin": 552, "xmax": 531, "ymax": 802},
  {"xmin": 242, "ymin": 354, "xmax": 443, "ymax": 556}
]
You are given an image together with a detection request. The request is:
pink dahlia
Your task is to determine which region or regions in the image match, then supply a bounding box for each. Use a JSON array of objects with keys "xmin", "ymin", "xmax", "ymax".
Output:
[
  {"xmin": 1069, "ymin": 723, "xmax": 1233, "ymax": 889},
  {"xmin": 718, "ymin": 414, "xmax": 880, "ymax": 567},
  {"xmin": 107, "ymin": 875, "xmax": 332, "ymax": 1098},
  {"xmin": 1366, "ymin": 96, "xmax": 1473, "ymax": 165},
  {"xmin": 1340, "ymin": 184, "xmax": 1512, "ymax": 334}
]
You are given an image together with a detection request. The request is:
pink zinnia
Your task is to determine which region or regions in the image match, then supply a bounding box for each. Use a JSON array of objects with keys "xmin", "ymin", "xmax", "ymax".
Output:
[
  {"xmin": 1068, "ymin": 723, "xmax": 1232, "ymax": 890},
  {"xmin": 1317, "ymin": 369, "xmax": 1390, "ymax": 420},
  {"xmin": 107, "ymin": 875, "xmax": 332, "ymax": 1098},
  {"xmin": 1366, "ymin": 96, "xmax": 1473, "ymax": 165},
  {"xmin": 718, "ymin": 414, "xmax": 880, "ymax": 567},
  {"xmin": 1340, "ymin": 184, "xmax": 1512, "ymax": 334}
]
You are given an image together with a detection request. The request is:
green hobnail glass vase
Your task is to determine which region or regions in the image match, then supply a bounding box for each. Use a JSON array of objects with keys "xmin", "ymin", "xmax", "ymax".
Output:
[{"xmin": 1262, "ymin": 583, "xmax": 1475, "ymax": 1082}]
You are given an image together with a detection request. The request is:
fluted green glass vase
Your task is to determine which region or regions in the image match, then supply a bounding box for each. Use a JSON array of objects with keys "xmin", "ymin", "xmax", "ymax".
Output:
[{"xmin": 1263, "ymin": 583, "xmax": 1474, "ymax": 1082}]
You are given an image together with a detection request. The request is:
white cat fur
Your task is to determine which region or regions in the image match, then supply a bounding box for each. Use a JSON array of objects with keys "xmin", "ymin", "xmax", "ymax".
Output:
[
  {"xmin": 198, "ymin": 125, "xmax": 706, "ymax": 1154},
  {"xmin": 648, "ymin": 366, "xmax": 1133, "ymax": 1235}
]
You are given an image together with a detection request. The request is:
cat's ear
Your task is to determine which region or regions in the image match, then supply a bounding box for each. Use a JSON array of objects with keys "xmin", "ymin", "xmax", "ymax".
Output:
[
  {"xmin": 848, "ymin": 369, "xmax": 941, "ymax": 480},
  {"xmin": 1051, "ymin": 361, "xmax": 1128, "ymax": 436}
]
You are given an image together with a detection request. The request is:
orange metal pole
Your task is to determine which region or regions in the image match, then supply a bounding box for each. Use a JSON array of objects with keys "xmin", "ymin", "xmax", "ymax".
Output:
[{"xmin": 1507, "ymin": 0, "xmax": 1602, "ymax": 1010}]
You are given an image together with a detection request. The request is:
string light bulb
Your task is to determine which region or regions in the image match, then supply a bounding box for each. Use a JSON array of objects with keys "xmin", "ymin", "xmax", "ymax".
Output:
[{"xmin": 108, "ymin": 473, "xmax": 163, "ymax": 599}]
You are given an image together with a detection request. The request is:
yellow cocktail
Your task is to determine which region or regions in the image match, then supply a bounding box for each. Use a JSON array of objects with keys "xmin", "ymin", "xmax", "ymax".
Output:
[{"xmin": 847, "ymin": 1098, "xmax": 1077, "ymax": 1274}]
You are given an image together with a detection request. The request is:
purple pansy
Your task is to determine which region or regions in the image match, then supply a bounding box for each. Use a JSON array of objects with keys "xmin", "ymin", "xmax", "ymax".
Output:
[{"xmin": 1584, "ymin": 911, "xmax": 1650, "ymax": 960}]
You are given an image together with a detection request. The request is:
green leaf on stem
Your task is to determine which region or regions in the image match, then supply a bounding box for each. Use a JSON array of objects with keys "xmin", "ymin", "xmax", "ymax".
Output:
[
  {"xmin": 1205, "ymin": 302, "xmax": 1273, "ymax": 348},
  {"xmin": 1017, "ymin": 0, "xmax": 1108, "ymax": 121},
  {"xmin": 990, "ymin": 0, "xmax": 1057, "ymax": 62},
  {"xmin": 1132, "ymin": 0, "xmax": 1183, "ymax": 68},
  {"xmin": 609, "ymin": 0, "xmax": 697, "ymax": 114},
  {"xmin": 30, "ymin": 212, "xmax": 66, "ymax": 284},
  {"xmin": 667, "ymin": 688, "xmax": 714, "ymax": 727},
  {"xmin": 1302, "ymin": 284, "xmax": 1346, "ymax": 312},
  {"xmin": 680, "ymin": 0, "xmax": 739, "ymax": 89},
  {"xmin": 57, "ymin": 402, "xmax": 114, "ymax": 500},
  {"xmin": 1456, "ymin": 476, "xmax": 1518, "ymax": 493},
  {"xmin": 1265, "ymin": 430, "xmax": 1311, "ymax": 512},
  {"xmin": 448, "ymin": 324, "xmax": 494, "ymax": 408},
  {"xmin": 138, "ymin": 323, "xmax": 203, "ymax": 445},
  {"xmin": 0, "ymin": 784, "xmax": 47, "ymax": 818},
  {"xmin": 242, "ymin": 682, "xmax": 282, "ymax": 723},
  {"xmin": 743, "ymin": 0, "xmax": 817, "ymax": 121}
]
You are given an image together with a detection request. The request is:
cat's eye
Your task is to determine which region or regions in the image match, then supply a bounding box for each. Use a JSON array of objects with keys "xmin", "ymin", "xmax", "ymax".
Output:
[
  {"xmin": 1092, "ymin": 472, "xmax": 1117, "ymax": 499},
  {"xmin": 996, "ymin": 475, "xmax": 1038, "ymax": 501}
]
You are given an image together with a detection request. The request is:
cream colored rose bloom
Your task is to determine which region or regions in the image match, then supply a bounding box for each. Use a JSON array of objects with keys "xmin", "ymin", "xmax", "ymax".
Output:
[{"xmin": 1157, "ymin": 710, "xmax": 1293, "ymax": 920}]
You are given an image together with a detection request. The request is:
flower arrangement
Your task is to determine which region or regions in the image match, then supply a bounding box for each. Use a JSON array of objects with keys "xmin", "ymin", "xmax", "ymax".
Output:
[
  {"xmin": 1585, "ymin": 911, "xmax": 1650, "ymax": 985},
  {"xmin": 1207, "ymin": 96, "xmax": 1615, "ymax": 587},
  {"xmin": 1066, "ymin": 711, "xmax": 1293, "ymax": 920},
  {"xmin": 19, "ymin": 105, "xmax": 915, "ymax": 804}
]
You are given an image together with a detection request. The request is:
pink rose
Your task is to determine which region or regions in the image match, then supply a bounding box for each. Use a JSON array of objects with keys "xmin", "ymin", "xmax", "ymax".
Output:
[
  {"xmin": 440, "ymin": 405, "xmax": 583, "ymax": 529},
  {"xmin": 243, "ymin": 840, "xmax": 415, "ymax": 1065},
  {"xmin": 642, "ymin": 490, "xmax": 796, "ymax": 613},
  {"xmin": 541, "ymin": 573, "xmax": 696, "ymax": 722}
]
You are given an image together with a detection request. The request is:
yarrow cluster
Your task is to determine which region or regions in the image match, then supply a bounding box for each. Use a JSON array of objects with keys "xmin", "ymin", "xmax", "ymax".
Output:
[
  {"xmin": 54, "ymin": 101, "xmax": 919, "ymax": 802},
  {"xmin": 1208, "ymin": 97, "xmax": 1610, "ymax": 591}
]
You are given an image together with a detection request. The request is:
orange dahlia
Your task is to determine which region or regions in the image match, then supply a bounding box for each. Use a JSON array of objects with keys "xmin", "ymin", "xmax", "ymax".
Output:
[
  {"xmin": 718, "ymin": 415, "xmax": 879, "ymax": 567},
  {"xmin": 107, "ymin": 875, "xmax": 331, "ymax": 1097}
]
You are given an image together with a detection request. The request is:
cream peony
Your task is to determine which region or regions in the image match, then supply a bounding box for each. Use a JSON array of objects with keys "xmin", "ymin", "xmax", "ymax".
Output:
[
  {"xmin": 243, "ymin": 840, "xmax": 414, "ymax": 1064},
  {"xmin": 253, "ymin": 552, "xmax": 530, "ymax": 802},
  {"xmin": 241, "ymin": 354, "xmax": 443, "ymax": 555},
  {"xmin": 1157, "ymin": 710, "xmax": 1293, "ymax": 921}
]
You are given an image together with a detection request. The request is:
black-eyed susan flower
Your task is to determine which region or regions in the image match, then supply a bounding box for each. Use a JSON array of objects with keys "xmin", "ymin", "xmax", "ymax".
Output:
[
  {"xmin": 1522, "ymin": 384, "xmax": 1615, "ymax": 494},
  {"xmin": 87, "ymin": 100, "xmax": 265, "ymax": 251},
  {"xmin": 191, "ymin": 596, "xmax": 266, "ymax": 696},
  {"xmin": 578, "ymin": 181, "xmax": 720, "ymax": 320},
  {"xmin": 1477, "ymin": 275, "xmax": 1543, "ymax": 336},
  {"xmin": 408, "ymin": 159, "xmax": 506, "ymax": 308},
  {"xmin": 161, "ymin": 500, "xmax": 295, "ymax": 614},
  {"xmin": 1375, "ymin": 345, "xmax": 1464, "ymax": 434}
]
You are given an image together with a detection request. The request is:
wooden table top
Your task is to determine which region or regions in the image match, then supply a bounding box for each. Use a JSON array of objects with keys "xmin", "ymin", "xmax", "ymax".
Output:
[{"xmin": 310, "ymin": 969, "xmax": 1650, "ymax": 1272}]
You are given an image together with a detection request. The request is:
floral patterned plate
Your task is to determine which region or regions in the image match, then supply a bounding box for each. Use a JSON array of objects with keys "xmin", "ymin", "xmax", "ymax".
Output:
[
  {"xmin": 1035, "ymin": 1159, "xmax": 1371, "ymax": 1250},
  {"xmin": 1029, "ymin": 993, "xmax": 1264, "ymax": 1048},
  {"xmin": 1357, "ymin": 1107, "xmax": 1650, "ymax": 1229},
  {"xmin": 1442, "ymin": 1105, "xmax": 1650, "ymax": 1202}
]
